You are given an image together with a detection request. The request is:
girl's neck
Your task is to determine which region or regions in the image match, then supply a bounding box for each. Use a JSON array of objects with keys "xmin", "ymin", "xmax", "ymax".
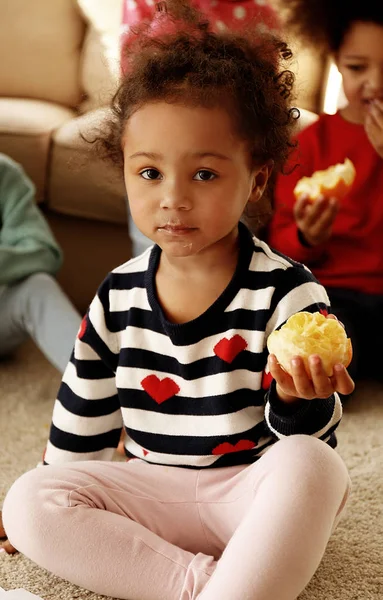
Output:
[{"xmin": 155, "ymin": 229, "xmax": 241, "ymax": 324}]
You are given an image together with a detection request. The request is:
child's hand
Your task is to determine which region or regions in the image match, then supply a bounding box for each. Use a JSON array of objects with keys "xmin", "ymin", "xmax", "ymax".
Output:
[
  {"xmin": 293, "ymin": 193, "xmax": 339, "ymax": 247},
  {"xmin": 267, "ymin": 353, "xmax": 355, "ymax": 403},
  {"xmin": 0, "ymin": 510, "xmax": 17, "ymax": 554},
  {"xmin": 365, "ymin": 99, "xmax": 383, "ymax": 158}
]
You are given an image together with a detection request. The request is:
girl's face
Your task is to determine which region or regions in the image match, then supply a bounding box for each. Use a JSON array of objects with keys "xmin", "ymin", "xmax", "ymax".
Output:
[
  {"xmin": 122, "ymin": 101, "xmax": 270, "ymax": 259},
  {"xmin": 336, "ymin": 21, "xmax": 383, "ymax": 124}
]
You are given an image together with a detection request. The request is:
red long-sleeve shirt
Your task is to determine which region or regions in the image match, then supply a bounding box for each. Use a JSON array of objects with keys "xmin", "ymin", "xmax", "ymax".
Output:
[{"xmin": 268, "ymin": 112, "xmax": 383, "ymax": 296}]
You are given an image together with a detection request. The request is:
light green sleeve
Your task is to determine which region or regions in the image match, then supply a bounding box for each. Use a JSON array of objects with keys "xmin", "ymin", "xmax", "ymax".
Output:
[{"xmin": 0, "ymin": 155, "xmax": 63, "ymax": 285}]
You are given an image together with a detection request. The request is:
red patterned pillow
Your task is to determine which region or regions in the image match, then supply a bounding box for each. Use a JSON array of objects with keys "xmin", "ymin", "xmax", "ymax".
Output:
[{"xmin": 120, "ymin": 0, "xmax": 280, "ymax": 74}]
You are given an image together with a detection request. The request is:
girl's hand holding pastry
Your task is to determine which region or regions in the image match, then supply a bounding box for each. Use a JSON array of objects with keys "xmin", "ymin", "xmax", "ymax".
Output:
[
  {"xmin": 268, "ymin": 353, "xmax": 355, "ymax": 403},
  {"xmin": 267, "ymin": 312, "xmax": 355, "ymax": 403}
]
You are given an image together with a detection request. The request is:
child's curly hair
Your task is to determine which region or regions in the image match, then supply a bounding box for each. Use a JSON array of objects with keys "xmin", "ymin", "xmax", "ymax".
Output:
[
  {"xmin": 276, "ymin": 0, "xmax": 383, "ymax": 54},
  {"xmin": 94, "ymin": 0, "xmax": 298, "ymax": 181}
]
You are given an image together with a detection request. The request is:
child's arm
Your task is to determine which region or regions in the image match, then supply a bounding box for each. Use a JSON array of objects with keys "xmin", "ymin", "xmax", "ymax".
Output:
[
  {"xmin": 0, "ymin": 155, "xmax": 62, "ymax": 285},
  {"xmin": 43, "ymin": 276, "xmax": 123, "ymax": 465},
  {"xmin": 263, "ymin": 267, "xmax": 346, "ymax": 445},
  {"xmin": 267, "ymin": 127, "xmax": 336, "ymax": 264},
  {"xmin": 292, "ymin": 193, "xmax": 339, "ymax": 248}
]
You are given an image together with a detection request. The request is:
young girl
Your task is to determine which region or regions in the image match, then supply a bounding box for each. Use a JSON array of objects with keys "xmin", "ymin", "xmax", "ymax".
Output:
[
  {"xmin": 0, "ymin": 153, "xmax": 81, "ymax": 372},
  {"xmin": 1, "ymin": 2, "xmax": 354, "ymax": 598},
  {"xmin": 117, "ymin": 0, "xmax": 282, "ymax": 454},
  {"xmin": 267, "ymin": 1, "xmax": 383, "ymax": 382}
]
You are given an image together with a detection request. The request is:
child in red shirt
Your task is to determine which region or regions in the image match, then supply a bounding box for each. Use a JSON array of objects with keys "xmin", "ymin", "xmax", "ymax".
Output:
[{"xmin": 267, "ymin": 1, "xmax": 383, "ymax": 381}]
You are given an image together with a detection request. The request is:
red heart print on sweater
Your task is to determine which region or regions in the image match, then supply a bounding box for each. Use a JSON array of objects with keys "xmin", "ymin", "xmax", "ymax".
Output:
[
  {"xmin": 141, "ymin": 374, "xmax": 180, "ymax": 404},
  {"xmin": 214, "ymin": 335, "xmax": 247, "ymax": 363},
  {"xmin": 262, "ymin": 369, "xmax": 273, "ymax": 389},
  {"xmin": 78, "ymin": 315, "xmax": 87, "ymax": 340},
  {"xmin": 212, "ymin": 440, "xmax": 256, "ymax": 455},
  {"xmin": 320, "ymin": 308, "xmax": 328, "ymax": 317}
]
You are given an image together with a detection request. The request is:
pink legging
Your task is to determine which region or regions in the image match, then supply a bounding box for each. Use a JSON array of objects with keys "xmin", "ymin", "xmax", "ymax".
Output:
[{"xmin": 2, "ymin": 435, "xmax": 350, "ymax": 600}]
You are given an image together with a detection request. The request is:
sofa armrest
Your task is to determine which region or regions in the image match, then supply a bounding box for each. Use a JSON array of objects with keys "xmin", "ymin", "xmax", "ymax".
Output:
[
  {"xmin": 0, "ymin": 98, "xmax": 76, "ymax": 202},
  {"xmin": 48, "ymin": 108, "xmax": 126, "ymax": 224}
]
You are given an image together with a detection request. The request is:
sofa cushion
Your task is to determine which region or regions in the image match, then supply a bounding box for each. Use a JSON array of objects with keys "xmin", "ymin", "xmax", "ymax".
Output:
[
  {"xmin": 0, "ymin": 0, "xmax": 85, "ymax": 108},
  {"xmin": 48, "ymin": 108, "xmax": 126, "ymax": 224},
  {"xmin": 0, "ymin": 98, "xmax": 75, "ymax": 202}
]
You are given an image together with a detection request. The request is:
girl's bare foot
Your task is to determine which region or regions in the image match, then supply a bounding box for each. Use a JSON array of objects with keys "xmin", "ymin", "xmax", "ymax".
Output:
[{"xmin": 0, "ymin": 511, "xmax": 17, "ymax": 554}]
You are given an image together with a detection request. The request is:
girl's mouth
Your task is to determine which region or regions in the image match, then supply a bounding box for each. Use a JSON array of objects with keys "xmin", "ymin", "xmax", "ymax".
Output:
[{"xmin": 158, "ymin": 224, "xmax": 197, "ymax": 234}]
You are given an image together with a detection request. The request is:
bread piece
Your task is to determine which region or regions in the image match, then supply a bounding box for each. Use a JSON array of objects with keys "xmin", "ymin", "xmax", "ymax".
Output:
[
  {"xmin": 267, "ymin": 311, "xmax": 352, "ymax": 377},
  {"xmin": 293, "ymin": 158, "xmax": 356, "ymax": 202}
]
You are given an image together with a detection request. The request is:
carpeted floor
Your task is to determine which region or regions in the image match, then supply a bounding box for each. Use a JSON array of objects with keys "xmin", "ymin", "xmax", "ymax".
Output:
[{"xmin": 0, "ymin": 341, "xmax": 382, "ymax": 599}]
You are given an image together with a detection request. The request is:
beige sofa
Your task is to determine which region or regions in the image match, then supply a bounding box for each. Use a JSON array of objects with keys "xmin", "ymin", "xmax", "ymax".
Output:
[{"xmin": 0, "ymin": 0, "xmax": 328, "ymax": 312}]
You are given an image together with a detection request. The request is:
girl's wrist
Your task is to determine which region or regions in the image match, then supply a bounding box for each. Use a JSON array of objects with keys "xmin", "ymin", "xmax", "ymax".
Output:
[{"xmin": 275, "ymin": 384, "xmax": 300, "ymax": 404}]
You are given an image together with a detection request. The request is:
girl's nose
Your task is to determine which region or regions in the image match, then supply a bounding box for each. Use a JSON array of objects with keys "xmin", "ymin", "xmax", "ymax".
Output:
[{"xmin": 160, "ymin": 181, "xmax": 191, "ymax": 210}]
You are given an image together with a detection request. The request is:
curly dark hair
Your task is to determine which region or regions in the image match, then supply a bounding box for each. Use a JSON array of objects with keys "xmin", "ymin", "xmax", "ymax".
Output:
[
  {"xmin": 94, "ymin": 0, "xmax": 297, "ymax": 163},
  {"xmin": 91, "ymin": 0, "xmax": 299, "ymax": 227},
  {"xmin": 276, "ymin": 0, "xmax": 383, "ymax": 54}
]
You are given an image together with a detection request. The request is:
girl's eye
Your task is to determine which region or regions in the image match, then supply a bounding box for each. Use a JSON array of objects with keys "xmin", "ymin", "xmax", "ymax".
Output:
[
  {"xmin": 346, "ymin": 64, "xmax": 365, "ymax": 72},
  {"xmin": 194, "ymin": 170, "xmax": 216, "ymax": 181},
  {"xmin": 140, "ymin": 168, "xmax": 162, "ymax": 180}
]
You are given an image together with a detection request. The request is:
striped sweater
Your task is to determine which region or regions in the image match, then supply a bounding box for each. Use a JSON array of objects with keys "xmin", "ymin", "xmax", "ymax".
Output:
[{"xmin": 45, "ymin": 224, "xmax": 342, "ymax": 468}]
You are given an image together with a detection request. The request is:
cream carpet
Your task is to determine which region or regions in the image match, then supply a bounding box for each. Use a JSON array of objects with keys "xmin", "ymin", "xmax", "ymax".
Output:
[{"xmin": 1, "ymin": 341, "xmax": 382, "ymax": 599}]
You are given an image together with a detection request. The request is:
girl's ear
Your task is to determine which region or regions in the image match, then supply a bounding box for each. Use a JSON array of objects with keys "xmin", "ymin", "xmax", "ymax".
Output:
[{"xmin": 249, "ymin": 160, "xmax": 274, "ymax": 204}]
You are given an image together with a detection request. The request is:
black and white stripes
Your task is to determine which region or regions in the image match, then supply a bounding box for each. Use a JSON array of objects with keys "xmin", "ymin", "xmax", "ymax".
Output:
[{"xmin": 45, "ymin": 224, "xmax": 342, "ymax": 468}]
